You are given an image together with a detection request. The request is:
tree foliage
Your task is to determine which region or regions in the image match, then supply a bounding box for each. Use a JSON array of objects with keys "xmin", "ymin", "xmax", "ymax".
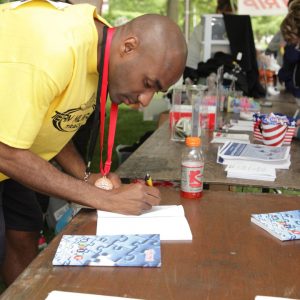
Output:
[
  {"xmin": 0, "ymin": 0, "xmax": 286, "ymax": 47},
  {"xmin": 251, "ymin": 15, "xmax": 285, "ymax": 45},
  {"xmin": 103, "ymin": 0, "xmax": 286, "ymax": 48},
  {"xmin": 103, "ymin": 0, "xmax": 167, "ymax": 25},
  {"xmin": 103, "ymin": 0, "xmax": 217, "ymax": 34}
]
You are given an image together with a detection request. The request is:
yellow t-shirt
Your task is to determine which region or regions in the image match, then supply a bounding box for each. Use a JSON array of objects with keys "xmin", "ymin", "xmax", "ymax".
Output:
[{"xmin": 0, "ymin": 0, "xmax": 110, "ymax": 181}]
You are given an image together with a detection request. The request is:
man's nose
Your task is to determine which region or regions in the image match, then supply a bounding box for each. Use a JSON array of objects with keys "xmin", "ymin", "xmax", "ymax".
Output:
[{"xmin": 137, "ymin": 91, "xmax": 155, "ymax": 107}]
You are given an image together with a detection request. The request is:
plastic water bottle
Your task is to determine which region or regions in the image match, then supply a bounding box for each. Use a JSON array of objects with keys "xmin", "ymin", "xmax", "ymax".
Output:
[{"xmin": 181, "ymin": 136, "xmax": 204, "ymax": 199}]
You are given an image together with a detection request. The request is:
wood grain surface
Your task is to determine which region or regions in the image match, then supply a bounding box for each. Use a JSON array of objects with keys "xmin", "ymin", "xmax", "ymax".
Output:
[{"xmin": 2, "ymin": 188, "xmax": 300, "ymax": 300}]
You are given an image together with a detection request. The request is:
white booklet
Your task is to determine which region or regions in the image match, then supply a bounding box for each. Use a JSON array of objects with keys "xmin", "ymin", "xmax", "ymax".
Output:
[
  {"xmin": 225, "ymin": 161, "xmax": 276, "ymax": 181},
  {"xmin": 97, "ymin": 205, "xmax": 192, "ymax": 241},
  {"xmin": 217, "ymin": 142, "xmax": 291, "ymax": 169}
]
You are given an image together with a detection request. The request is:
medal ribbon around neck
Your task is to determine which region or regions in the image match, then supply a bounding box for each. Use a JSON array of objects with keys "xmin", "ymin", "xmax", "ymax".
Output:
[{"xmin": 99, "ymin": 27, "xmax": 118, "ymax": 177}]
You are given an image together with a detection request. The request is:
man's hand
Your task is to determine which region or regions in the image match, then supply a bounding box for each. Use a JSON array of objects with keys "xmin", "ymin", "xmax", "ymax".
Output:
[
  {"xmin": 0, "ymin": 140, "xmax": 159, "ymax": 216},
  {"xmin": 99, "ymin": 182, "xmax": 161, "ymax": 215}
]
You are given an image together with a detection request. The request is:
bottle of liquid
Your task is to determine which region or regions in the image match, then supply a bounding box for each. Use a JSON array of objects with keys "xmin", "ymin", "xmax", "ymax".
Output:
[{"xmin": 181, "ymin": 136, "xmax": 204, "ymax": 199}]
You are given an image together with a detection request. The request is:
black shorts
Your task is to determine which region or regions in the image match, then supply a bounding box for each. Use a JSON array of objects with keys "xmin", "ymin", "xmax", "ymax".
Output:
[{"xmin": 1, "ymin": 179, "xmax": 43, "ymax": 232}]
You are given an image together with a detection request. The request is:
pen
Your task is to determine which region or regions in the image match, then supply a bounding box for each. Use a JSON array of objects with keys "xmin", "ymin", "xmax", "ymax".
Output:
[
  {"xmin": 145, "ymin": 173, "xmax": 153, "ymax": 187},
  {"xmin": 144, "ymin": 173, "xmax": 161, "ymax": 200}
]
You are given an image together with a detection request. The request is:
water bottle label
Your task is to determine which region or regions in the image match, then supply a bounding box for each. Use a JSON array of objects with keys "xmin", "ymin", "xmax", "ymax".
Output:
[{"xmin": 181, "ymin": 161, "xmax": 204, "ymax": 193}]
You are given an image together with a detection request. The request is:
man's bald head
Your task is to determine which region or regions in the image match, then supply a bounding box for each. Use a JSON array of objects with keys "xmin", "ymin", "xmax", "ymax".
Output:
[
  {"xmin": 120, "ymin": 14, "xmax": 187, "ymax": 77},
  {"xmin": 108, "ymin": 14, "xmax": 187, "ymax": 106}
]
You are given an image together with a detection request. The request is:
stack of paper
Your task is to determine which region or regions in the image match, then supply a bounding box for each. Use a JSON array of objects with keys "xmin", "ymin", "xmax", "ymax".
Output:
[
  {"xmin": 240, "ymin": 111, "xmax": 255, "ymax": 120},
  {"xmin": 211, "ymin": 132, "xmax": 250, "ymax": 144},
  {"xmin": 217, "ymin": 142, "xmax": 291, "ymax": 181},
  {"xmin": 251, "ymin": 210, "xmax": 300, "ymax": 241},
  {"xmin": 97, "ymin": 205, "xmax": 192, "ymax": 241},
  {"xmin": 223, "ymin": 120, "xmax": 253, "ymax": 132},
  {"xmin": 225, "ymin": 161, "xmax": 276, "ymax": 181}
]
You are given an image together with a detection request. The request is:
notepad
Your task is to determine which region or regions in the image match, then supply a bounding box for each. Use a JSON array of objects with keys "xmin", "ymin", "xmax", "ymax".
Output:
[
  {"xmin": 46, "ymin": 291, "xmax": 141, "ymax": 300},
  {"xmin": 97, "ymin": 205, "xmax": 193, "ymax": 241}
]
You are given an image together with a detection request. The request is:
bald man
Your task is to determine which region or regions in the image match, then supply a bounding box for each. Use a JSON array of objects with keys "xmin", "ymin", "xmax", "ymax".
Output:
[{"xmin": 0, "ymin": 0, "xmax": 187, "ymax": 286}]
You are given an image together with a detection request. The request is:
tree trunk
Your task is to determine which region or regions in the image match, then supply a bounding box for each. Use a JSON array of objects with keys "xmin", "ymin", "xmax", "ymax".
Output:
[{"xmin": 167, "ymin": 0, "xmax": 179, "ymax": 23}]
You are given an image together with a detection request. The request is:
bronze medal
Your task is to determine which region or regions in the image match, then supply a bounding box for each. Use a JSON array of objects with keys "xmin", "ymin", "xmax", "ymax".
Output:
[{"xmin": 94, "ymin": 176, "xmax": 113, "ymax": 190}]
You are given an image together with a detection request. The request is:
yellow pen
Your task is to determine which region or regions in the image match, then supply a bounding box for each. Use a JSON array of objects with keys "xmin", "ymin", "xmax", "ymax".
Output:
[
  {"xmin": 144, "ymin": 173, "xmax": 161, "ymax": 200},
  {"xmin": 145, "ymin": 173, "xmax": 153, "ymax": 187}
]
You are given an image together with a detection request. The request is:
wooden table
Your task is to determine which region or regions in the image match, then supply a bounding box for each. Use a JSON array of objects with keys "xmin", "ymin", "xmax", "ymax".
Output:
[
  {"xmin": 259, "ymin": 91, "xmax": 299, "ymax": 117},
  {"xmin": 117, "ymin": 93, "xmax": 300, "ymax": 190},
  {"xmin": 116, "ymin": 121, "xmax": 300, "ymax": 190},
  {"xmin": 2, "ymin": 188, "xmax": 300, "ymax": 300}
]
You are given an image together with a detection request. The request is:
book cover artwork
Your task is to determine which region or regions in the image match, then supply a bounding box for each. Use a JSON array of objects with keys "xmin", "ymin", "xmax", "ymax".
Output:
[
  {"xmin": 52, "ymin": 234, "xmax": 161, "ymax": 267},
  {"xmin": 251, "ymin": 210, "xmax": 300, "ymax": 241}
]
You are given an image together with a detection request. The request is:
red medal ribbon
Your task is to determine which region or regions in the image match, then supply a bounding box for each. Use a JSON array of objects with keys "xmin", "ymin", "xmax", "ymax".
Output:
[{"xmin": 99, "ymin": 27, "xmax": 118, "ymax": 176}]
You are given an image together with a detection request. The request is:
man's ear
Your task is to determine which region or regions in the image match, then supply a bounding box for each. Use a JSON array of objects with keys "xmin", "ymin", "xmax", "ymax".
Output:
[{"xmin": 121, "ymin": 36, "xmax": 139, "ymax": 56}]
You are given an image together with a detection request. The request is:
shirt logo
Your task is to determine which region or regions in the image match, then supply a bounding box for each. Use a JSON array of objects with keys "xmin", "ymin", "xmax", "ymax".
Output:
[{"xmin": 52, "ymin": 96, "xmax": 95, "ymax": 132}]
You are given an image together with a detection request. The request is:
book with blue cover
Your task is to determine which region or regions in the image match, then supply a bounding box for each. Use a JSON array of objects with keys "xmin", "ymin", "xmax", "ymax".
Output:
[
  {"xmin": 251, "ymin": 210, "xmax": 300, "ymax": 241},
  {"xmin": 52, "ymin": 234, "xmax": 161, "ymax": 267}
]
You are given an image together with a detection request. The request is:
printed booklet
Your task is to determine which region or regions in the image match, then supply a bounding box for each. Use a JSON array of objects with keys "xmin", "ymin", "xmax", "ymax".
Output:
[
  {"xmin": 251, "ymin": 210, "xmax": 300, "ymax": 241},
  {"xmin": 52, "ymin": 234, "xmax": 161, "ymax": 267},
  {"xmin": 217, "ymin": 142, "xmax": 291, "ymax": 169}
]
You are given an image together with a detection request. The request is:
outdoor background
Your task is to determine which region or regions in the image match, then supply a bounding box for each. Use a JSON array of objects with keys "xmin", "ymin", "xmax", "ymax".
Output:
[
  {"xmin": 0, "ymin": 0, "xmax": 291, "ymax": 293},
  {"xmin": 103, "ymin": 0, "xmax": 285, "ymax": 49},
  {"xmin": 0, "ymin": 0, "xmax": 286, "ymax": 173}
]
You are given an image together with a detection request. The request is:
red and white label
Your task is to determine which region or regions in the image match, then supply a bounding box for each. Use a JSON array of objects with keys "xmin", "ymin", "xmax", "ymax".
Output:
[{"xmin": 181, "ymin": 161, "xmax": 204, "ymax": 193}]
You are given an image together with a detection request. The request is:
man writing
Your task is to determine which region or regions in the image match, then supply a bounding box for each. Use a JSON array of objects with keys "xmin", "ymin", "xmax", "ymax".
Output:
[{"xmin": 0, "ymin": 0, "xmax": 187, "ymax": 286}]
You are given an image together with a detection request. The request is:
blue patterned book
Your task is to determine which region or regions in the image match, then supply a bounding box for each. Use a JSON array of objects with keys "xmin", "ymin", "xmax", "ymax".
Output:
[
  {"xmin": 52, "ymin": 234, "xmax": 161, "ymax": 267},
  {"xmin": 251, "ymin": 210, "xmax": 300, "ymax": 241}
]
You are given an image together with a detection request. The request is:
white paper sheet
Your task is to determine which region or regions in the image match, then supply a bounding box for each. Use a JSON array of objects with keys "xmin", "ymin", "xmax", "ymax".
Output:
[
  {"xmin": 211, "ymin": 132, "xmax": 250, "ymax": 144},
  {"xmin": 97, "ymin": 205, "xmax": 192, "ymax": 241},
  {"xmin": 223, "ymin": 120, "xmax": 253, "ymax": 132},
  {"xmin": 46, "ymin": 291, "xmax": 141, "ymax": 300},
  {"xmin": 255, "ymin": 296, "xmax": 297, "ymax": 300},
  {"xmin": 225, "ymin": 161, "xmax": 276, "ymax": 181}
]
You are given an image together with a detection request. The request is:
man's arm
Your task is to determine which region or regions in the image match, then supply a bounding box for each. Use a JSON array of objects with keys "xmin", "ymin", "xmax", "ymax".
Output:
[
  {"xmin": 54, "ymin": 140, "xmax": 122, "ymax": 187},
  {"xmin": 54, "ymin": 140, "xmax": 92, "ymax": 181},
  {"xmin": 0, "ymin": 141, "xmax": 160, "ymax": 214}
]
